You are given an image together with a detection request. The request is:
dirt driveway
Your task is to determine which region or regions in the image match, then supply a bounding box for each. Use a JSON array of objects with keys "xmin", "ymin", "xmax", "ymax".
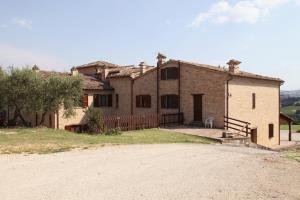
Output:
[{"xmin": 1, "ymin": 144, "xmax": 300, "ymax": 200}]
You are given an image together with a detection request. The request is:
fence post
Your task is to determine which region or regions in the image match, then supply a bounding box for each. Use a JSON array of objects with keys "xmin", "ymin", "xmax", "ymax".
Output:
[{"xmin": 246, "ymin": 124, "xmax": 249, "ymax": 137}]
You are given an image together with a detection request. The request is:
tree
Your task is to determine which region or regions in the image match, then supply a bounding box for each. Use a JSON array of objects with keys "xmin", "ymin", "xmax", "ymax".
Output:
[
  {"xmin": 2, "ymin": 67, "xmax": 43, "ymax": 126},
  {"xmin": 85, "ymin": 107, "xmax": 104, "ymax": 133},
  {"xmin": 0, "ymin": 67, "xmax": 83, "ymax": 127},
  {"xmin": 37, "ymin": 74, "xmax": 83, "ymax": 125}
]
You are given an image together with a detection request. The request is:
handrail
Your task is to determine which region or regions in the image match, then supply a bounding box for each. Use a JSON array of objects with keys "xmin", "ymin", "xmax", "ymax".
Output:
[
  {"xmin": 224, "ymin": 116, "xmax": 251, "ymax": 125},
  {"xmin": 224, "ymin": 116, "xmax": 251, "ymax": 136}
]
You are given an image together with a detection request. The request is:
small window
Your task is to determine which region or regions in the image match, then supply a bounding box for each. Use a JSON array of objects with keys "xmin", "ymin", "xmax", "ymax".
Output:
[
  {"xmin": 161, "ymin": 67, "xmax": 178, "ymax": 80},
  {"xmin": 161, "ymin": 95, "xmax": 179, "ymax": 109},
  {"xmin": 252, "ymin": 93, "xmax": 256, "ymax": 109},
  {"xmin": 116, "ymin": 94, "xmax": 119, "ymax": 108},
  {"xmin": 269, "ymin": 124, "xmax": 274, "ymax": 138},
  {"xmin": 94, "ymin": 94, "xmax": 112, "ymax": 107},
  {"xmin": 136, "ymin": 95, "xmax": 151, "ymax": 108}
]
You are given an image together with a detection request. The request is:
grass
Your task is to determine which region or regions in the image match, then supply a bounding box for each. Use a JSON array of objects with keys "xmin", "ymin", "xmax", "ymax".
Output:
[
  {"xmin": 0, "ymin": 128, "xmax": 214, "ymax": 154},
  {"xmin": 280, "ymin": 125, "xmax": 300, "ymax": 132},
  {"xmin": 281, "ymin": 146, "xmax": 300, "ymax": 163},
  {"xmin": 281, "ymin": 105, "xmax": 300, "ymax": 115}
]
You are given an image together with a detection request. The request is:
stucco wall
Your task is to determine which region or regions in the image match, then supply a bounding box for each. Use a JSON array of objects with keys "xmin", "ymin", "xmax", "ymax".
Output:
[
  {"xmin": 57, "ymin": 90, "xmax": 114, "ymax": 129},
  {"xmin": 228, "ymin": 77, "xmax": 280, "ymax": 147}
]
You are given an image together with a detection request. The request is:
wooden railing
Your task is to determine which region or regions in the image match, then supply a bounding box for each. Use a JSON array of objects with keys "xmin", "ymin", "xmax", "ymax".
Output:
[
  {"xmin": 224, "ymin": 116, "xmax": 251, "ymax": 136},
  {"xmin": 160, "ymin": 112, "xmax": 184, "ymax": 126}
]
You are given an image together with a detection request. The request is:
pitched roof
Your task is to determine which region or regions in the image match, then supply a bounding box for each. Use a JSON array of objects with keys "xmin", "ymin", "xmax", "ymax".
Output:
[
  {"xmin": 38, "ymin": 70, "xmax": 113, "ymax": 90},
  {"xmin": 75, "ymin": 60, "xmax": 119, "ymax": 69},
  {"xmin": 107, "ymin": 65, "xmax": 154, "ymax": 79},
  {"xmin": 167, "ymin": 59, "xmax": 284, "ymax": 83}
]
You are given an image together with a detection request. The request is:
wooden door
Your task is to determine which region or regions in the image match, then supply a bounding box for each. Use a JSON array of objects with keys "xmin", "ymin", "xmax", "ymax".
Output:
[
  {"xmin": 251, "ymin": 128, "xmax": 257, "ymax": 143},
  {"xmin": 193, "ymin": 95, "xmax": 203, "ymax": 122}
]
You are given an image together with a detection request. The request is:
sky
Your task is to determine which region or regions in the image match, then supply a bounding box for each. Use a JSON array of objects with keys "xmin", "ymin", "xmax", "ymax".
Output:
[{"xmin": 0, "ymin": 0, "xmax": 299, "ymax": 90}]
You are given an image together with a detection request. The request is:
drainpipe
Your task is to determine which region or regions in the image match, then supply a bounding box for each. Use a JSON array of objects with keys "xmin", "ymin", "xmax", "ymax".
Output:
[
  {"xmin": 226, "ymin": 74, "xmax": 233, "ymax": 130},
  {"xmin": 178, "ymin": 61, "xmax": 181, "ymax": 123},
  {"xmin": 131, "ymin": 79, "xmax": 134, "ymax": 115}
]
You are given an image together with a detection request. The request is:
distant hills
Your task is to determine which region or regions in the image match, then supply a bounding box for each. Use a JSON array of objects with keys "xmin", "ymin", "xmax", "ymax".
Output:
[{"xmin": 281, "ymin": 90, "xmax": 300, "ymax": 99}]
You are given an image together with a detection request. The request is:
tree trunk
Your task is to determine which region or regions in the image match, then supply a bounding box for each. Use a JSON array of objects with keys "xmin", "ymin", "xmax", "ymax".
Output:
[
  {"xmin": 13, "ymin": 104, "xmax": 30, "ymax": 127},
  {"xmin": 39, "ymin": 112, "xmax": 47, "ymax": 126}
]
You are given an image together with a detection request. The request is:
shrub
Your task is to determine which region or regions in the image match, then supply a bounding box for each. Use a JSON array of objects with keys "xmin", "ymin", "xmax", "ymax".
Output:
[
  {"xmin": 105, "ymin": 128, "xmax": 122, "ymax": 135},
  {"xmin": 85, "ymin": 107, "xmax": 104, "ymax": 134},
  {"xmin": 296, "ymin": 110, "xmax": 300, "ymax": 115}
]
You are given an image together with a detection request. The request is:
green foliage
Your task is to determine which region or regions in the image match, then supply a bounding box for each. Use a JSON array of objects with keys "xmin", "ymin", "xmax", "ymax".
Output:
[
  {"xmin": 105, "ymin": 128, "xmax": 122, "ymax": 135},
  {"xmin": 0, "ymin": 67, "xmax": 83, "ymax": 126},
  {"xmin": 85, "ymin": 107, "xmax": 104, "ymax": 133},
  {"xmin": 39, "ymin": 74, "xmax": 83, "ymax": 122}
]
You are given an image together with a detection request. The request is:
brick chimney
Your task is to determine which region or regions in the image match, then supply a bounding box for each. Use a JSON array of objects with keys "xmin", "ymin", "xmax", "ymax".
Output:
[
  {"xmin": 156, "ymin": 53, "xmax": 166, "ymax": 67},
  {"xmin": 101, "ymin": 68, "xmax": 109, "ymax": 80},
  {"xmin": 71, "ymin": 67, "xmax": 78, "ymax": 76},
  {"xmin": 139, "ymin": 61, "xmax": 147, "ymax": 75},
  {"xmin": 227, "ymin": 59, "xmax": 241, "ymax": 73}
]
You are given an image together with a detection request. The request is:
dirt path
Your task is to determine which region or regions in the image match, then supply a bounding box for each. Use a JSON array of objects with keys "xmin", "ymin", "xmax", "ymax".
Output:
[{"xmin": 0, "ymin": 144, "xmax": 300, "ymax": 200}]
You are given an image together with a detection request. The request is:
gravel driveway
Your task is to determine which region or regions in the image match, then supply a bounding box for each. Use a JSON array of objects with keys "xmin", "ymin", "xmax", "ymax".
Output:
[{"xmin": 1, "ymin": 144, "xmax": 300, "ymax": 200}]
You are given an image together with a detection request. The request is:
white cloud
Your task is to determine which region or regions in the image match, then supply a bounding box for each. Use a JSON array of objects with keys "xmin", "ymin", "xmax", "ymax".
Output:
[
  {"xmin": 0, "ymin": 45, "xmax": 68, "ymax": 70},
  {"xmin": 295, "ymin": 0, "xmax": 300, "ymax": 5},
  {"xmin": 191, "ymin": 0, "xmax": 290, "ymax": 27},
  {"xmin": 12, "ymin": 18, "xmax": 32, "ymax": 29}
]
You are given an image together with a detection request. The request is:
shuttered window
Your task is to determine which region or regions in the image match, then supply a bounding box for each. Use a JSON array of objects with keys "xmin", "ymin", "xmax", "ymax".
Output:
[
  {"xmin": 94, "ymin": 94, "xmax": 113, "ymax": 107},
  {"xmin": 161, "ymin": 95, "xmax": 179, "ymax": 109},
  {"xmin": 81, "ymin": 94, "xmax": 88, "ymax": 108},
  {"xmin": 136, "ymin": 95, "xmax": 151, "ymax": 108},
  {"xmin": 161, "ymin": 67, "xmax": 178, "ymax": 80},
  {"xmin": 269, "ymin": 124, "xmax": 274, "ymax": 138}
]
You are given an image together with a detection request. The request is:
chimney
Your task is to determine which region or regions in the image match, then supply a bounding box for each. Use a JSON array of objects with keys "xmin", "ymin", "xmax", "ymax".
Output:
[
  {"xmin": 139, "ymin": 61, "xmax": 147, "ymax": 75},
  {"xmin": 71, "ymin": 67, "xmax": 78, "ymax": 76},
  {"xmin": 101, "ymin": 68, "xmax": 109, "ymax": 80},
  {"xmin": 156, "ymin": 53, "xmax": 167, "ymax": 67},
  {"xmin": 227, "ymin": 59, "xmax": 241, "ymax": 73}
]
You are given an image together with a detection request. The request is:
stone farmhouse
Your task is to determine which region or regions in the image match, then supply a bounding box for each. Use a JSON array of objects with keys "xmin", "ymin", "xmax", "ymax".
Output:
[{"xmin": 11, "ymin": 53, "xmax": 284, "ymax": 148}]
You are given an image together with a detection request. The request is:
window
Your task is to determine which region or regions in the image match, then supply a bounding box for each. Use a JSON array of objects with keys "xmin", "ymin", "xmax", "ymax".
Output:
[
  {"xmin": 161, "ymin": 67, "xmax": 178, "ymax": 80},
  {"xmin": 94, "ymin": 94, "xmax": 112, "ymax": 107},
  {"xmin": 269, "ymin": 124, "xmax": 274, "ymax": 138},
  {"xmin": 81, "ymin": 94, "xmax": 89, "ymax": 108},
  {"xmin": 252, "ymin": 93, "xmax": 256, "ymax": 109},
  {"xmin": 161, "ymin": 95, "xmax": 179, "ymax": 109},
  {"xmin": 136, "ymin": 95, "xmax": 151, "ymax": 108},
  {"xmin": 116, "ymin": 94, "xmax": 119, "ymax": 108}
]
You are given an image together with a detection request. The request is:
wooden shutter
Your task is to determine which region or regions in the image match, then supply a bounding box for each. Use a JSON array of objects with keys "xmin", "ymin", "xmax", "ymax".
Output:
[
  {"xmin": 146, "ymin": 95, "xmax": 151, "ymax": 108},
  {"xmin": 269, "ymin": 124, "xmax": 274, "ymax": 138},
  {"xmin": 161, "ymin": 69, "xmax": 166, "ymax": 80},
  {"xmin": 108, "ymin": 94, "xmax": 112, "ymax": 107},
  {"xmin": 82, "ymin": 94, "xmax": 88, "ymax": 108},
  {"xmin": 136, "ymin": 96, "xmax": 140, "ymax": 107},
  {"xmin": 94, "ymin": 94, "xmax": 99, "ymax": 107},
  {"xmin": 168, "ymin": 68, "xmax": 178, "ymax": 79},
  {"xmin": 161, "ymin": 96, "xmax": 166, "ymax": 108}
]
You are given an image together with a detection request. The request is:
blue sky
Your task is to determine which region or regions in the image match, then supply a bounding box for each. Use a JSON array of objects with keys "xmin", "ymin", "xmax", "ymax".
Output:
[{"xmin": 0, "ymin": 0, "xmax": 299, "ymax": 90}]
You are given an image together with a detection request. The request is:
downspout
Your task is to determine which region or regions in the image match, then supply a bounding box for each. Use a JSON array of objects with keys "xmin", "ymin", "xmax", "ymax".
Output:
[
  {"xmin": 156, "ymin": 64, "xmax": 160, "ymax": 116},
  {"xmin": 226, "ymin": 73, "xmax": 233, "ymax": 130},
  {"xmin": 178, "ymin": 61, "xmax": 181, "ymax": 124},
  {"xmin": 131, "ymin": 79, "xmax": 134, "ymax": 115}
]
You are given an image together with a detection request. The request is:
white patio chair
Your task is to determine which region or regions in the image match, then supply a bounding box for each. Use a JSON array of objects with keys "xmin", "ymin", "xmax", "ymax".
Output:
[{"xmin": 205, "ymin": 117, "xmax": 215, "ymax": 128}]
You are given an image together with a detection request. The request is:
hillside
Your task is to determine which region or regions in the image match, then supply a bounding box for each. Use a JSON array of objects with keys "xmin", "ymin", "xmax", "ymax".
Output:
[{"xmin": 281, "ymin": 90, "xmax": 300, "ymax": 99}]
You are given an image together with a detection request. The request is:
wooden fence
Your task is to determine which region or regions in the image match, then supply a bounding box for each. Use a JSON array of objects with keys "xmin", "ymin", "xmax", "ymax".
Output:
[
  {"xmin": 103, "ymin": 114, "xmax": 159, "ymax": 131},
  {"xmin": 65, "ymin": 113, "xmax": 184, "ymax": 132}
]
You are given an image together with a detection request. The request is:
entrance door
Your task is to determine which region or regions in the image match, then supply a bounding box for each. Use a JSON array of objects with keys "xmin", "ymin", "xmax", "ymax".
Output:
[{"xmin": 193, "ymin": 94, "xmax": 203, "ymax": 122}]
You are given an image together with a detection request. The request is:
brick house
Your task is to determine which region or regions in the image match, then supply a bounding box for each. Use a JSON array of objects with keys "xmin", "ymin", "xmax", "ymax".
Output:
[{"xmin": 8, "ymin": 54, "xmax": 283, "ymax": 147}]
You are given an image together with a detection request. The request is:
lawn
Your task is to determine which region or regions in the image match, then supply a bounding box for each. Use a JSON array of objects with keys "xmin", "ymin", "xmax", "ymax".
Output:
[
  {"xmin": 0, "ymin": 128, "xmax": 214, "ymax": 154},
  {"xmin": 282, "ymin": 146, "xmax": 300, "ymax": 163},
  {"xmin": 280, "ymin": 125, "xmax": 300, "ymax": 132},
  {"xmin": 281, "ymin": 105, "xmax": 300, "ymax": 115}
]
